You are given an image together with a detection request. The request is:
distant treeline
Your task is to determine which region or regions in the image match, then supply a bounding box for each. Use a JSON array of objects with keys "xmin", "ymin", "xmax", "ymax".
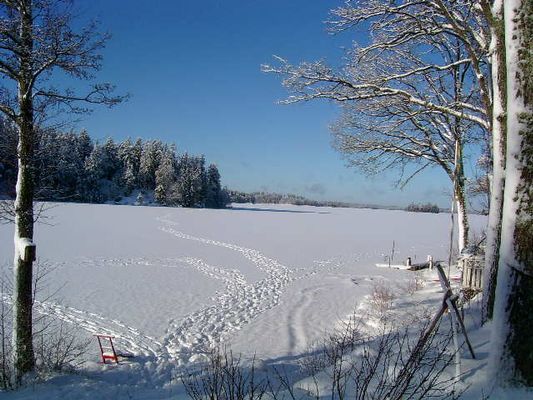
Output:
[
  {"xmin": 0, "ymin": 120, "xmax": 443, "ymax": 213},
  {"xmin": 227, "ymin": 190, "xmax": 402, "ymax": 210},
  {"xmin": 228, "ymin": 190, "xmax": 352, "ymax": 207},
  {"xmin": 0, "ymin": 121, "xmax": 229, "ymax": 208},
  {"xmin": 405, "ymin": 203, "xmax": 440, "ymax": 213},
  {"xmin": 229, "ymin": 190, "xmax": 443, "ymax": 213}
]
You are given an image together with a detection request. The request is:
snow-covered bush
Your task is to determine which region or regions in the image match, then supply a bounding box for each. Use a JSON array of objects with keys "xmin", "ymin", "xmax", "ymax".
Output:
[
  {"xmin": 180, "ymin": 313, "xmax": 460, "ymax": 400},
  {"xmin": 33, "ymin": 319, "xmax": 90, "ymax": 373},
  {"xmin": 398, "ymin": 272, "xmax": 425, "ymax": 296},
  {"xmin": 369, "ymin": 281, "xmax": 396, "ymax": 318},
  {"xmin": 290, "ymin": 315, "xmax": 460, "ymax": 400},
  {"xmin": 180, "ymin": 347, "xmax": 268, "ymax": 400},
  {"xmin": 135, "ymin": 191, "xmax": 144, "ymax": 206},
  {"xmin": 0, "ymin": 262, "xmax": 90, "ymax": 389}
]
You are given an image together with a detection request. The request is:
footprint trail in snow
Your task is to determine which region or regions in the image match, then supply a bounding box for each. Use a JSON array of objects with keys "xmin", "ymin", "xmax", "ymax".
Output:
[
  {"xmin": 8, "ymin": 216, "xmax": 322, "ymax": 371},
  {"xmin": 1, "ymin": 293, "xmax": 161, "ymax": 358},
  {"xmin": 158, "ymin": 222, "xmax": 294, "ymax": 364}
]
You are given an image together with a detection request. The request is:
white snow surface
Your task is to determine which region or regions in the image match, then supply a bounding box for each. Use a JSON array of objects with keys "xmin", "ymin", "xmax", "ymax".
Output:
[{"xmin": 0, "ymin": 203, "xmax": 525, "ymax": 399}]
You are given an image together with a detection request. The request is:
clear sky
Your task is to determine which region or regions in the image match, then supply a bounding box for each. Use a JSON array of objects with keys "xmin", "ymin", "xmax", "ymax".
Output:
[{"xmin": 71, "ymin": 0, "xmax": 460, "ymax": 208}]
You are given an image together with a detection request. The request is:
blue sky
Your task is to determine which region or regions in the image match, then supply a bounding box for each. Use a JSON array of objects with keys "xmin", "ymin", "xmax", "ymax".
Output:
[{"xmin": 71, "ymin": 0, "xmax": 458, "ymax": 207}]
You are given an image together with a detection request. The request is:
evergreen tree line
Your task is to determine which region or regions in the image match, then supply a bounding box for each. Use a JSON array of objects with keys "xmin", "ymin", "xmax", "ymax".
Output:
[
  {"xmin": 228, "ymin": 190, "xmax": 402, "ymax": 210},
  {"xmin": 228, "ymin": 190, "xmax": 339, "ymax": 207},
  {"xmin": 405, "ymin": 203, "xmax": 440, "ymax": 214},
  {"xmin": 0, "ymin": 121, "xmax": 229, "ymax": 208}
]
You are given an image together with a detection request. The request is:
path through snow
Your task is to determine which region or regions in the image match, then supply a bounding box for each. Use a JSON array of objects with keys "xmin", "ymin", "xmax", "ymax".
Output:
[
  {"xmin": 14, "ymin": 214, "xmax": 321, "ymax": 370},
  {"xmin": 157, "ymin": 220, "xmax": 295, "ymax": 364}
]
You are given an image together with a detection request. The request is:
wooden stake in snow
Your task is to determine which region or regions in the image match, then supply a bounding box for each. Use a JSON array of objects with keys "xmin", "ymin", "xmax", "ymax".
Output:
[
  {"xmin": 389, "ymin": 240, "xmax": 396, "ymax": 268},
  {"xmin": 392, "ymin": 263, "xmax": 476, "ymax": 393},
  {"xmin": 435, "ymin": 264, "xmax": 476, "ymax": 360}
]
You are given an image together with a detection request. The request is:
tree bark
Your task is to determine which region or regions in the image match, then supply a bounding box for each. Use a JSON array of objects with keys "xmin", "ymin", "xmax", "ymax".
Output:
[
  {"xmin": 482, "ymin": 0, "xmax": 507, "ymax": 323},
  {"xmin": 490, "ymin": 0, "xmax": 533, "ymax": 385},
  {"xmin": 453, "ymin": 139, "xmax": 469, "ymax": 253},
  {"xmin": 455, "ymin": 186, "xmax": 468, "ymax": 254},
  {"xmin": 12, "ymin": 0, "xmax": 36, "ymax": 381}
]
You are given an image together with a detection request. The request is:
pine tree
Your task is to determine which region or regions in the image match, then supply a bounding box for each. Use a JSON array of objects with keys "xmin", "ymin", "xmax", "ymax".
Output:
[
  {"xmin": 0, "ymin": 118, "xmax": 17, "ymax": 196},
  {"xmin": 154, "ymin": 151, "xmax": 176, "ymax": 205},
  {"xmin": 118, "ymin": 138, "xmax": 137, "ymax": 194},
  {"xmin": 175, "ymin": 153, "xmax": 206, "ymax": 207},
  {"xmin": 83, "ymin": 144, "xmax": 105, "ymax": 203},
  {"xmin": 205, "ymin": 164, "xmax": 225, "ymax": 208},
  {"xmin": 139, "ymin": 140, "xmax": 163, "ymax": 189},
  {"xmin": 75, "ymin": 131, "xmax": 94, "ymax": 199},
  {"xmin": 77, "ymin": 130, "xmax": 93, "ymax": 161},
  {"xmin": 101, "ymin": 137, "xmax": 120, "ymax": 181},
  {"xmin": 54, "ymin": 132, "xmax": 86, "ymax": 200}
]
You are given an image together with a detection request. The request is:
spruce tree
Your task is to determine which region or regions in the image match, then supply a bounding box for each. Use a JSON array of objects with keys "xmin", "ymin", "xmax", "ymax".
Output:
[
  {"xmin": 154, "ymin": 151, "xmax": 176, "ymax": 205},
  {"xmin": 205, "ymin": 164, "xmax": 224, "ymax": 208}
]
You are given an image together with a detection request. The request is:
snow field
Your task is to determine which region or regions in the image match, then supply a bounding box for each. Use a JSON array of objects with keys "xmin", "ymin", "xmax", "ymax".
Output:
[{"xmin": 0, "ymin": 202, "xmax": 493, "ymax": 399}]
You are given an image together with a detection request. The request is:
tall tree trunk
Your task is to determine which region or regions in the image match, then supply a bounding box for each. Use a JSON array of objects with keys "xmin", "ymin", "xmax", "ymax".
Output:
[
  {"xmin": 490, "ymin": 0, "xmax": 533, "ymax": 385},
  {"xmin": 453, "ymin": 139, "xmax": 469, "ymax": 253},
  {"xmin": 455, "ymin": 185, "xmax": 468, "ymax": 254},
  {"xmin": 482, "ymin": 0, "xmax": 507, "ymax": 323},
  {"xmin": 12, "ymin": 0, "xmax": 35, "ymax": 382}
]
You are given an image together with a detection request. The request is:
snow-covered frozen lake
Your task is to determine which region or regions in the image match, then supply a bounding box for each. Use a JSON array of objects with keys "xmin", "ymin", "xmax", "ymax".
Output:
[
  {"xmin": 1, "ymin": 202, "xmax": 495, "ymax": 399},
  {"xmin": 0, "ymin": 203, "xmax": 487, "ymax": 362}
]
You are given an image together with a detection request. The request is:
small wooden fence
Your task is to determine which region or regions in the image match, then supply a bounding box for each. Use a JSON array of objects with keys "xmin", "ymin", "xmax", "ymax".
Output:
[{"xmin": 460, "ymin": 255, "xmax": 484, "ymax": 291}]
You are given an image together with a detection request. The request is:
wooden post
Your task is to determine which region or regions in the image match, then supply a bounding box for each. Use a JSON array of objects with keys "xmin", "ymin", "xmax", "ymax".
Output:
[
  {"xmin": 388, "ymin": 290, "xmax": 451, "ymax": 398},
  {"xmin": 436, "ymin": 264, "xmax": 476, "ymax": 359},
  {"xmin": 389, "ymin": 240, "xmax": 395, "ymax": 268}
]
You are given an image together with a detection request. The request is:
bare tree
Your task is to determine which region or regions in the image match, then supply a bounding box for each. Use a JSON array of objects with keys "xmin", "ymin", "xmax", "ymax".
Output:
[
  {"xmin": 0, "ymin": 0, "xmax": 124, "ymax": 383},
  {"xmin": 262, "ymin": 1, "xmax": 515, "ymax": 320},
  {"xmin": 262, "ymin": 1, "xmax": 494, "ymax": 253},
  {"xmin": 328, "ymin": 43, "xmax": 483, "ymax": 251}
]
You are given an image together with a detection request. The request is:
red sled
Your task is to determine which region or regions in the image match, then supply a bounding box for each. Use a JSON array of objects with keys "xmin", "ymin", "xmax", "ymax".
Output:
[{"xmin": 95, "ymin": 334, "xmax": 133, "ymax": 364}]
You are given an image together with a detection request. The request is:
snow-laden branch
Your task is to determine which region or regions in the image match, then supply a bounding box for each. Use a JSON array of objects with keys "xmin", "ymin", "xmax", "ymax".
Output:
[
  {"xmin": 0, "ymin": 1, "xmax": 124, "ymax": 119},
  {"xmin": 323, "ymin": 0, "xmax": 493, "ymax": 126},
  {"xmin": 262, "ymin": 58, "xmax": 489, "ymax": 130}
]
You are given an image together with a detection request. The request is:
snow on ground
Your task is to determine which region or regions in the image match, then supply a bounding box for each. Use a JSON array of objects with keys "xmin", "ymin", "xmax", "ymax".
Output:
[{"xmin": 1, "ymin": 202, "xmax": 520, "ymax": 399}]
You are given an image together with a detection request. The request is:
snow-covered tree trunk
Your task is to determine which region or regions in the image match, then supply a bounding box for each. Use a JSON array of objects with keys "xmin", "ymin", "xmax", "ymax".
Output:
[
  {"xmin": 489, "ymin": 0, "xmax": 533, "ymax": 385},
  {"xmin": 0, "ymin": 0, "xmax": 123, "ymax": 383},
  {"xmin": 455, "ymin": 188, "xmax": 468, "ymax": 253},
  {"xmin": 482, "ymin": 0, "xmax": 508, "ymax": 323},
  {"xmin": 453, "ymin": 139, "xmax": 469, "ymax": 253},
  {"xmin": 12, "ymin": 0, "xmax": 36, "ymax": 381}
]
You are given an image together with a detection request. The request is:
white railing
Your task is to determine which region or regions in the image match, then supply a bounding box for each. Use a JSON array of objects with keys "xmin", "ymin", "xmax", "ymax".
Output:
[{"xmin": 460, "ymin": 255, "xmax": 484, "ymax": 291}]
